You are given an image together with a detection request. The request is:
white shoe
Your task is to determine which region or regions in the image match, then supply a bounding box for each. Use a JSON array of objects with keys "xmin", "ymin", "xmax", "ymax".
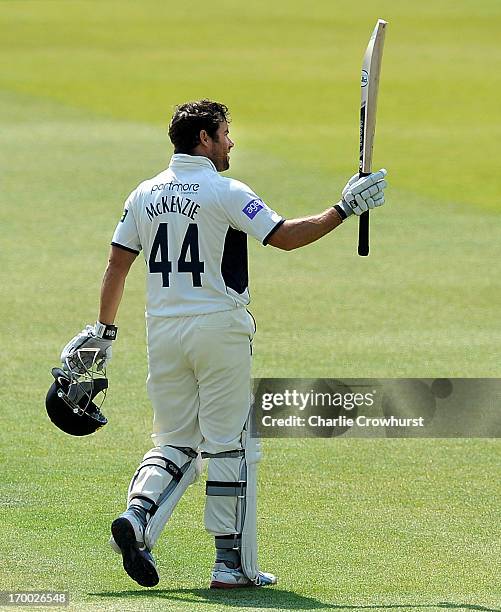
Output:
[{"xmin": 210, "ymin": 562, "xmax": 277, "ymax": 589}]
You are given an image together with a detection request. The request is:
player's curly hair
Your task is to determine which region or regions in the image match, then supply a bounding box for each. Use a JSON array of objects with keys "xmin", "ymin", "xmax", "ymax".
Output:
[{"xmin": 168, "ymin": 99, "xmax": 230, "ymax": 154}]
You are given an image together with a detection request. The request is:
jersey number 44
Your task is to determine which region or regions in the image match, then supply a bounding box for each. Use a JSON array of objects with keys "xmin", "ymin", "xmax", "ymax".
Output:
[{"xmin": 149, "ymin": 223, "xmax": 204, "ymax": 287}]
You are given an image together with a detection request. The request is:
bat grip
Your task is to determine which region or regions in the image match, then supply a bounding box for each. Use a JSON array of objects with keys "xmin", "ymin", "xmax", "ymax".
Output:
[{"xmin": 357, "ymin": 170, "xmax": 370, "ymax": 256}]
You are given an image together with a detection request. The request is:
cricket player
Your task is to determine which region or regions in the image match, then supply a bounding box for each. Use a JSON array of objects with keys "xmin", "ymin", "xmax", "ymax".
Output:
[{"xmin": 61, "ymin": 99, "xmax": 387, "ymax": 589}]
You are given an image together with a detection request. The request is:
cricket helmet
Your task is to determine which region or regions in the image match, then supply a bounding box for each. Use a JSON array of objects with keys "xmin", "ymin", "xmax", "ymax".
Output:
[{"xmin": 45, "ymin": 366, "xmax": 108, "ymax": 436}]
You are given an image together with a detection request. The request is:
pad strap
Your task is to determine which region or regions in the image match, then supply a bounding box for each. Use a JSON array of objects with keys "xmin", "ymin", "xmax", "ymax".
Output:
[
  {"xmin": 130, "ymin": 456, "xmax": 183, "ymax": 485},
  {"xmin": 215, "ymin": 534, "xmax": 242, "ymax": 549},
  {"xmin": 201, "ymin": 450, "xmax": 244, "ymax": 459},
  {"xmin": 129, "ymin": 495, "xmax": 158, "ymax": 515},
  {"xmin": 171, "ymin": 446, "xmax": 199, "ymax": 459},
  {"xmin": 206, "ymin": 481, "xmax": 247, "ymax": 496}
]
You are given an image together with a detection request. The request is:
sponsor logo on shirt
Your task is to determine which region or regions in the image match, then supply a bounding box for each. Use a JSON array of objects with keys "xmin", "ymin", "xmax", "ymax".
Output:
[
  {"xmin": 242, "ymin": 199, "xmax": 264, "ymax": 219},
  {"xmin": 151, "ymin": 182, "xmax": 199, "ymax": 194}
]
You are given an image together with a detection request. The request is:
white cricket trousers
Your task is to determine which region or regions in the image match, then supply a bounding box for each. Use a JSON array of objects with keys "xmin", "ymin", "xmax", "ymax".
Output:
[{"xmin": 146, "ymin": 307, "xmax": 255, "ymax": 454}]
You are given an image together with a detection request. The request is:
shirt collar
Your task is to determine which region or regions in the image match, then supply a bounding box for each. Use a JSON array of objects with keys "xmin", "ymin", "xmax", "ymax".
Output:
[{"xmin": 169, "ymin": 154, "xmax": 217, "ymax": 172}]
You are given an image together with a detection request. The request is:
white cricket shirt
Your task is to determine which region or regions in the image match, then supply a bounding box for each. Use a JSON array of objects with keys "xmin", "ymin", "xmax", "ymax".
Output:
[{"xmin": 112, "ymin": 154, "xmax": 284, "ymax": 317}]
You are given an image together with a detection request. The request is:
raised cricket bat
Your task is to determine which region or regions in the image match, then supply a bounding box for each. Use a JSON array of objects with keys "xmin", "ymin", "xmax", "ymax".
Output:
[{"xmin": 357, "ymin": 19, "xmax": 387, "ymax": 256}]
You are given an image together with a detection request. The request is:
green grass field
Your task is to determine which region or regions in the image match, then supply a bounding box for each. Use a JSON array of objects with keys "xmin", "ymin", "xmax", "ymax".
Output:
[{"xmin": 1, "ymin": 1, "xmax": 500, "ymax": 610}]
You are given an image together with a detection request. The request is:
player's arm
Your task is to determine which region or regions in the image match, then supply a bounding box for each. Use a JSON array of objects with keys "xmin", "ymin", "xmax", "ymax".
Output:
[
  {"xmin": 268, "ymin": 169, "xmax": 387, "ymax": 251},
  {"xmin": 60, "ymin": 245, "xmax": 137, "ymax": 373},
  {"xmin": 98, "ymin": 245, "xmax": 138, "ymax": 324},
  {"xmin": 267, "ymin": 207, "xmax": 342, "ymax": 251},
  {"xmin": 60, "ymin": 195, "xmax": 141, "ymax": 374}
]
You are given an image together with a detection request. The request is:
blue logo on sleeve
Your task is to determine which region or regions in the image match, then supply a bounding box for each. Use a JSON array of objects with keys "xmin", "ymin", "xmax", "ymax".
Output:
[{"xmin": 243, "ymin": 199, "xmax": 264, "ymax": 219}]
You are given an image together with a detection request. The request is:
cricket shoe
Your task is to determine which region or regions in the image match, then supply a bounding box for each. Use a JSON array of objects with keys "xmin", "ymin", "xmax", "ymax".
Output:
[
  {"xmin": 109, "ymin": 508, "xmax": 144, "ymax": 554},
  {"xmin": 210, "ymin": 562, "xmax": 277, "ymax": 589},
  {"xmin": 111, "ymin": 514, "xmax": 159, "ymax": 588}
]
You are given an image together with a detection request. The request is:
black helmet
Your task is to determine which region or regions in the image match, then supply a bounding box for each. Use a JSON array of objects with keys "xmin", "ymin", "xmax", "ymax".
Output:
[{"xmin": 46, "ymin": 367, "xmax": 108, "ymax": 436}]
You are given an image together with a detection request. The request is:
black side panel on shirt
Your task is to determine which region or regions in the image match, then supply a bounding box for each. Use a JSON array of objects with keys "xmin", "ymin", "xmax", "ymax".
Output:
[{"xmin": 221, "ymin": 227, "xmax": 248, "ymax": 295}]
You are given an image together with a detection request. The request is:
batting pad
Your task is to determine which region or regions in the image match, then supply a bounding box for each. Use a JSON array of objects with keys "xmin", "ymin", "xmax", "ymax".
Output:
[
  {"xmin": 125, "ymin": 445, "xmax": 201, "ymax": 550},
  {"xmin": 240, "ymin": 428, "xmax": 261, "ymax": 583},
  {"xmin": 204, "ymin": 420, "xmax": 262, "ymax": 583}
]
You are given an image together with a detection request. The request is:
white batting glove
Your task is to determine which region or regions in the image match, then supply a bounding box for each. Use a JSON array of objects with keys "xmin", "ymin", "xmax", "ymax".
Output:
[
  {"xmin": 335, "ymin": 169, "xmax": 387, "ymax": 218},
  {"xmin": 61, "ymin": 322, "xmax": 117, "ymax": 373}
]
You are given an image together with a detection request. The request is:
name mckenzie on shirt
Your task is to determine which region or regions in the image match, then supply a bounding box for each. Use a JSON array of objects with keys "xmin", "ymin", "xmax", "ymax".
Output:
[{"xmin": 146, "ymin": 195, "xmax": 200, "ymax": 221}]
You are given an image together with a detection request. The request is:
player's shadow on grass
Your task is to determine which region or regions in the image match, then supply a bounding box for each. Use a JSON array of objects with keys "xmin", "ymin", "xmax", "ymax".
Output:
[{"xmin": 91, "ymin": 588, "xmax": 500, "ymax": 611}]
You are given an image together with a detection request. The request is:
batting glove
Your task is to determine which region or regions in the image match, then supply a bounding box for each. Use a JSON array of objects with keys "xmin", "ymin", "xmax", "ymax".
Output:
[
  {"xmin": 335, "ymin": 168, "xmax": 387, "ymax": 219},
  {"xmin": 61, "ymin": 321, "xmax": 118, "ymax": 373}
]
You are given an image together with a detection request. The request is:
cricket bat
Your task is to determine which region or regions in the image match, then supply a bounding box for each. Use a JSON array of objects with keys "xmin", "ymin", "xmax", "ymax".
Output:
[{"xmin": 357, "ymin": 19, "xmax": 387, "ymax": 256}]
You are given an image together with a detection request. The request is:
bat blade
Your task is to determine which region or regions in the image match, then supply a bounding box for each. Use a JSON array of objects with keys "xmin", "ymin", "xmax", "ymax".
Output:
[{"xmin": 357, "ymin": 19, "xmax": 387, "ymax": 256}]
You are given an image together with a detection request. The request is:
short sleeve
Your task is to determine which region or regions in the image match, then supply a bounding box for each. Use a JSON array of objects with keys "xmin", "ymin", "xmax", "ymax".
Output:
[
  {"xmin": 111, "ymin": 190, "xmax": 142, "ymax": 254},
  {"xmin": 220, "ymin": 179, "xmax": 284, "ymax": 245}
]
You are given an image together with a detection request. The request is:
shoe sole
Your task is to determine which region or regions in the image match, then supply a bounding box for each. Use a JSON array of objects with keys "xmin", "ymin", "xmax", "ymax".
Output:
[
  {"xmin": 210, "ymin": 580, "xmax": 254, "ymax": 589},
  {"xmin": 111, "ymin": 517, "xmax": 159, "ymax": 588}
]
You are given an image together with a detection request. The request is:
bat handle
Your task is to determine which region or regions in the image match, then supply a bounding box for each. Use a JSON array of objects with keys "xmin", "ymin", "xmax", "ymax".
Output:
[{"xmin": 357, "ymin": 171, "xmax": 370, "ymax": 256}]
